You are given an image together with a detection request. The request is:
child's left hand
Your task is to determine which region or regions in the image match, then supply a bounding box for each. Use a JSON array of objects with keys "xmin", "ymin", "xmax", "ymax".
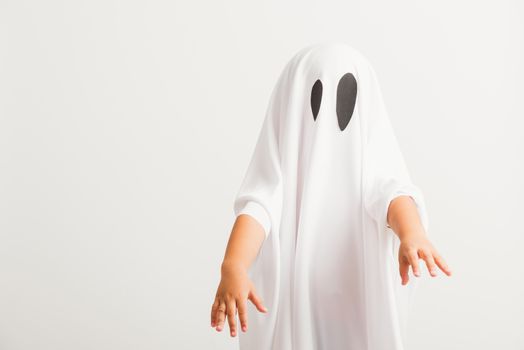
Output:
[{"xmin": 398, "ymin": 233, "xmax": 452, "ymax": 285}]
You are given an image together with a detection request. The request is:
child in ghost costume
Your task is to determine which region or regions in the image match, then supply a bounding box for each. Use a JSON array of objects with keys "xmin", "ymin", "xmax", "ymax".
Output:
[{"xmin": 211, "ymin": 42, "xmax": 452, "ymax": 350}]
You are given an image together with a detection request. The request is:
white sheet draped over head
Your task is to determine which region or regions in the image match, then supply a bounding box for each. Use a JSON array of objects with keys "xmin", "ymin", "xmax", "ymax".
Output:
[{"xmin": 233, "ymin": 42, "xmax": 429, "ymax": 350}]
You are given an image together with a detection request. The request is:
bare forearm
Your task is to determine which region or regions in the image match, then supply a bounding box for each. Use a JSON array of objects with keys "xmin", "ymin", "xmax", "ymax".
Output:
[
  {"xmin": 213, "ymin": 214, "xmax": 268, "ymax": 336},
  {"xmin": 221, "ymin": 214, "xmax": 266, "ymax": 273},
  {"xmin": 387, "ymin": 195, "xmax": 425, "ymax": 240}
]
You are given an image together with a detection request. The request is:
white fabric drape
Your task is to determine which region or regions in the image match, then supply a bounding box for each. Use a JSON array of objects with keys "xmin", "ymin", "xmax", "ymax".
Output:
[{"xmin": 233, "ymin": 42, "xmax": 429, "ymax": 350}]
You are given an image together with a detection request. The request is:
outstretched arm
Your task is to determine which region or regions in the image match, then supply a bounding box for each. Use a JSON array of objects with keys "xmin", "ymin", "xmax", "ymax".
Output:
[
  {"xmin": 211, "ymin": 214, "xmax": 268, "ymax": 337},
  {"xmin": 387, "ymin": 195, "xmax": 453, "ymax": 285}
]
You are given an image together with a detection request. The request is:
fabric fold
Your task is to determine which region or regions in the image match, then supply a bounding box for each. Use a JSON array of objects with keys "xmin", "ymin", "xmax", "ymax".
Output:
[
  {"xmin": 232, "ymin": 60, "xmax": 288, "ymax": 242},
  {"xmin": 360, "ymin": 61, "xmax": 429, "ymax": 235}
]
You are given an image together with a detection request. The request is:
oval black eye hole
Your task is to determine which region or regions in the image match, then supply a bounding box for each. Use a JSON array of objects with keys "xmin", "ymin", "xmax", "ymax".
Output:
[
  {"xmin": 310, "ymin": 79, "xmax": 323, "ymax": 121},
  {"xmin": 336, "ymin": 72, "xmax": 357, "ymax": 131}
]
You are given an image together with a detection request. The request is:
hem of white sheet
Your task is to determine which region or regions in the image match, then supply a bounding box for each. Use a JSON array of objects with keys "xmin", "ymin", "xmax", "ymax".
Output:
[{"xmin": 236, "ymin": 201, "xmax": 271, "ymax": 239}]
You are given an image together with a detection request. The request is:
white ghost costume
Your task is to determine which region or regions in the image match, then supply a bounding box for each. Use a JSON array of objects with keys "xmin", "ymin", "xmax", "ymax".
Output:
[{"xmin": 233, "ymin": 42, "xmax": 429, "ymax": 350}]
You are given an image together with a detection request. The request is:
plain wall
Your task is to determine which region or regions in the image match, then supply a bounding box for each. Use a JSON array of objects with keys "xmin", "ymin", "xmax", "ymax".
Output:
[{"xmin": 1, "ymin": 0, "xmax": 523, "ymax": 349}]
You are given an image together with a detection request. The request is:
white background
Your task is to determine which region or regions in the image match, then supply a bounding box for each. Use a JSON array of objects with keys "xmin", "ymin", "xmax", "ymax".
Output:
[{"xmin": 1, "ymin": 1, "xmax": 523, "ymax": 349}]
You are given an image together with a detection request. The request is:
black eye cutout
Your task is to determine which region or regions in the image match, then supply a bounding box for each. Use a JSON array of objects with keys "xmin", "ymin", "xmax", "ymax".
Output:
[
  {"xmin": 310, "ymin": 79, "xmax": 323, "ymax": 121},
  {"xmin": 336, "ymin": 72, "xmax": 357, "ymax": 131}
]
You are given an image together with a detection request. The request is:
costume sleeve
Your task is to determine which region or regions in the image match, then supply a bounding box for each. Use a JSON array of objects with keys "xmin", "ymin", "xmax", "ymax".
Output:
[
  {"xmin": 233, "ymin": 67, "xmax": 287, "ymax": 240},
  {"xmin": 360, "ymin": 63, "xmax": 429, "ymax": 234}
]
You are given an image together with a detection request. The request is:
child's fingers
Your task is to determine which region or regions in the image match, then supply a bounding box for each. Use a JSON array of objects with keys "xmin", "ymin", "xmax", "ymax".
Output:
[
  {"xmin": 433, "ymin": 251, "xmax": 452, "ymax": 276},
  {"xmin": 419, "ymin": 249, "xmax": 438, "ymax": 277},
  {"xmin": 407, "ymin": 249, "xmax": 420, "ymax": 277},
  {"xmin": 215, "ymin": 301, "xmax": 227, "ymax": 331},
  {"xmin": 248, "ymin": 286, "xmax": 268, "ymax": 313},
  {"xmin": 399, "ymin": 258, "xmax": 410, "ymax": 285},
  {"xmin": 211, "ymin": 297, "xmax": 219, "ymax": 327},
  {"xmin": 237, "ymin": 298, "xmax": 248, "ymax": 332},
  {"xmin": 226, "ymin": 299, "xmax": 237, "ymax": 337}
]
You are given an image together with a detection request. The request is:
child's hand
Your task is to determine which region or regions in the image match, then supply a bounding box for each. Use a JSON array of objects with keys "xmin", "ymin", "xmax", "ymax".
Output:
[
  {"xmin": 398, "ymin": 233, "xmax": 452, "ymax": 285},
  {"xmin": 211, "ymin": 263, "xmax": 268, "ymax": 337}
]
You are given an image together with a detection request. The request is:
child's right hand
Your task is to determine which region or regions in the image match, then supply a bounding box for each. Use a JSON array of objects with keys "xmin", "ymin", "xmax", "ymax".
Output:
[{"xmin": 211, "ymin": 262, "xmax": 268, "ymax": 337}]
